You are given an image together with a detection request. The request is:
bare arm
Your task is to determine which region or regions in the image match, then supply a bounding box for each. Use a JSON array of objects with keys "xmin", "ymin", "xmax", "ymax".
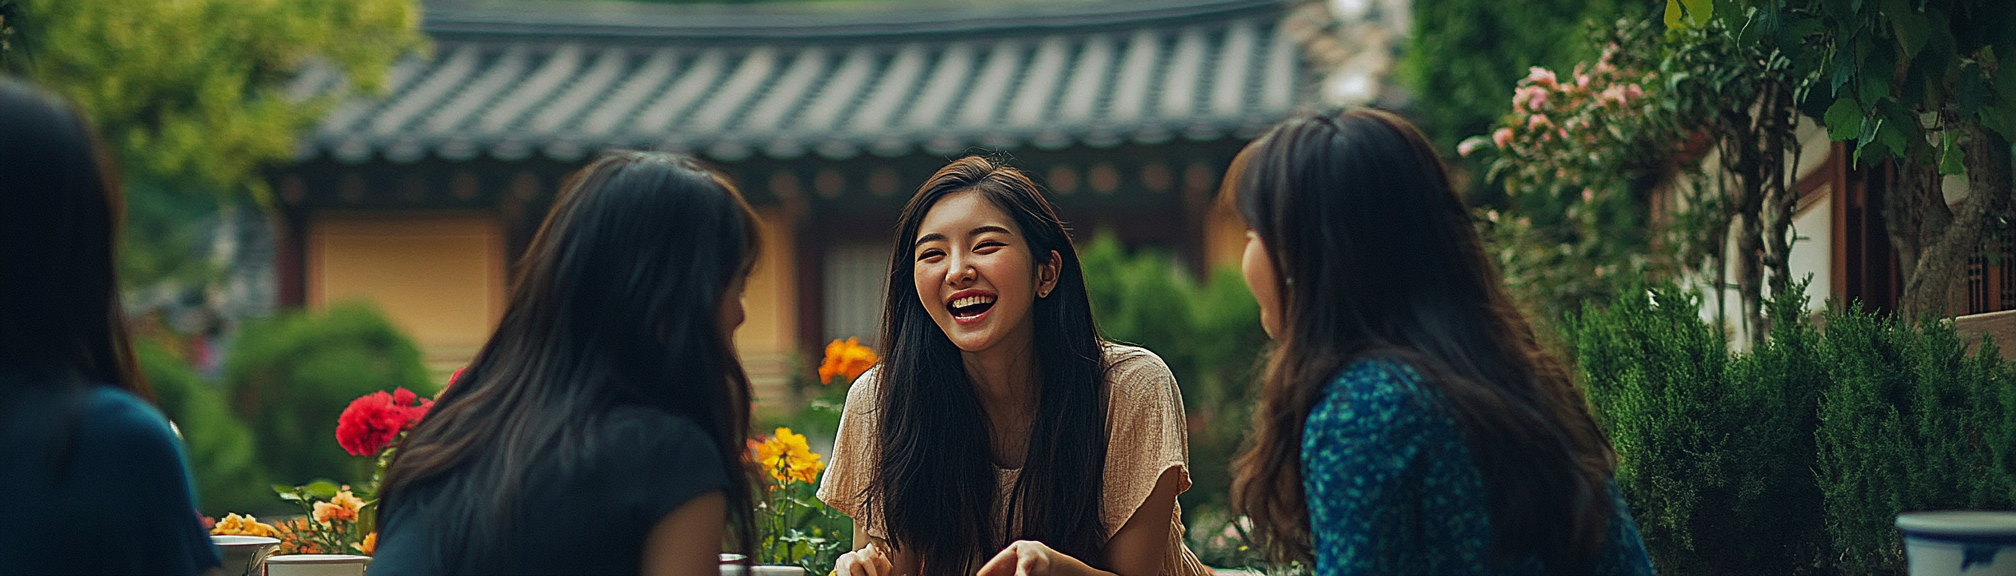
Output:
[
  {"xmin": 641, "ymin": 491, "xmax": 726, "ymax": 576},
  {"xmin": 977, "ymin": 466, "xmax": 1184, "ymax": 576}
]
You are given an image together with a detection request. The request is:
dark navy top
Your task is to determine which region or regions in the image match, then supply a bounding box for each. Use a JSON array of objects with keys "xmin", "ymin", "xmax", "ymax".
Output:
[
  {"xmin": 0, "ymin": 384, "xmax": 222, "ymax": 576},
  {"xmin": 1302, "ymin": 360, "xmax": 1655, "ymax": 575},
  {"xmin": 368, "ymin": 406, "xmax": 730, "ymax": 576}
]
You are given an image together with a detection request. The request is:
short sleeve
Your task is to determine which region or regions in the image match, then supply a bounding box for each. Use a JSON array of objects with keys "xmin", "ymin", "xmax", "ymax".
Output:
[
  {"xmin": 599, "ymin": 408, "xmax": 731, "ymax": 527},
  {"xmin": 31, "ymin": 387, "xmax": 222, "ymax": 575},
  {"xmin": 1099, "ymin": 345, "xmax": 1191, "ymax": 537},
  {"xmin": 817, "ymin": 367, "xmax": 883, "ymax": 538}
]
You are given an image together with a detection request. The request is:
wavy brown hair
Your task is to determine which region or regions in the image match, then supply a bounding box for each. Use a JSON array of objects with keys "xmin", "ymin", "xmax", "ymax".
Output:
[
  {"xmin": 1228, "ymin": 110, "xmax": 1617, "ymax": 573},
  {"xmin": 864, "ymin": 156, "xmax": 1108, "ymax": 575}
]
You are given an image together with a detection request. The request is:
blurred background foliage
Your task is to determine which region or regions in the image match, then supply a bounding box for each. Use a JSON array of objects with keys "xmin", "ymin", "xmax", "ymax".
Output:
[{"xmin": 138, "ymin": 303, "xmax": 433, "ymax": 517}]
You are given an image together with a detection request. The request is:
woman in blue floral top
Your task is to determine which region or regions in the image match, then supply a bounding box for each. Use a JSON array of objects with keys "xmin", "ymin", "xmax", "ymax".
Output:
[{"xmin": 1224, "ymin": 110, "xmax": 1655, "ymax": 575}]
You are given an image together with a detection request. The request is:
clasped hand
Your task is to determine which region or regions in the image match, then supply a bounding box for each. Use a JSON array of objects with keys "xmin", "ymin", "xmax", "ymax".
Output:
[{"xmin": 833, "ymin": 540, "xmax": 1068, "ymax": 576}]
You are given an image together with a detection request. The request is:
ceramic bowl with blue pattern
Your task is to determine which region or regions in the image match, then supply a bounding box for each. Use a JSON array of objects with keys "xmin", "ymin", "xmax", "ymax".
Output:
[{"xmin": 1898, "ymin": 511, "xmax": 2016, "ymax": 576}]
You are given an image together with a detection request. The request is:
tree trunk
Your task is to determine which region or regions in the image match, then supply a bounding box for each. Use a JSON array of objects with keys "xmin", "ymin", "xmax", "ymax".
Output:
[
  {"xmin": 1894, "ymin": 123, "xmax": 2011, "ymax": 320},
  {"xmin": 1759, "ymin": 84, "xmax": 1799, "ymax": 305}
]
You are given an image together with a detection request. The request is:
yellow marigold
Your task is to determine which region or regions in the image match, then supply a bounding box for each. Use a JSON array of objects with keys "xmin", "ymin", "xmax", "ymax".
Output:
[
  {"xmin": 818, "ymin": 338, "xmax": 878, "ymax": 385},
  {"xmin": 354, "ymin": 532, "xmax": 377, "ymax": 555},
  {"xmin": 210, "ymin": 513, "xmax": 280, "ymax": 538},
  {"xmin": 755, "ymin": 427, "xmax": 825, "ymax": 485}
]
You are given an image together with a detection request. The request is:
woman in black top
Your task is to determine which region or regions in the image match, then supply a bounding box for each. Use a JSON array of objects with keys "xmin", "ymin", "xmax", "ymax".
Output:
[
  {"xmin": 371, "ymin": 152, "xmax": 761, "ymax": 575},
  {"xmin": 0, "ymin": 78, "xmax": 221, "ymax": 575}
]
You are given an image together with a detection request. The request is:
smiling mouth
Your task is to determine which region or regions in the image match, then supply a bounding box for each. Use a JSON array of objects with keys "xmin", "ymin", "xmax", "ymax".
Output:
[{"xmin": 948, "ymin": 294, "xmax": 996, "ymax": 319}]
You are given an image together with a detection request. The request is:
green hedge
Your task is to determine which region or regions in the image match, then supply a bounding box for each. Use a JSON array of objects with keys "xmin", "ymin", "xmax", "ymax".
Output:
[
  {"xmin": 1571, "ymin": 283, "xmax": 2016, "ymax": 575},
  {"xmin": 1078, "ymin": 234, "xmax": 1269, "ymax": 524},
  {"xmin": 223, "ymin": 301, "xmax": 432, "ymax": 487},
  {"xmin": 139, "ymin": 338, "xmax": 277, "ymax": 515}
]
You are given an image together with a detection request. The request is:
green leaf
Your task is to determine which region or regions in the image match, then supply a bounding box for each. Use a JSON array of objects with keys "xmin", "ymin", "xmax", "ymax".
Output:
[
  {"xmin": 1824, "ymin": 97, "xmax": 1865, "ymax": 141},
  {"xmin": 1858, "ymin": 44, "xmax": 1897, "ymax": 105},
  {"xmin": 1889, "ymin": 0, "xmax": 1931, "ymax": 61},
  {"xmin": 303, "ymin": 480, "xmax": 341, "ymax": 498},
  {"xmin": 1666, "ymin": 0, "xmax": 1714, "ymax": 29},
  {"xmin": 1938, "ymin": 130, "xmax": 1966, "ymax": 175}
]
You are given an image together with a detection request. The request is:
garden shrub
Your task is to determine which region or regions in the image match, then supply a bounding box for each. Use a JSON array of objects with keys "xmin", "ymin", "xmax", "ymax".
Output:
[
  {"xmin": 139, "ymin": 337, "xmax": 277, "ymax": 515},
  {"xmin": 1816, "ymin": 309, "xmax": 2016, "ymax": 574},
  {"xmin": 1078, "ymin": 234, "xmax": 1268, "ymax": 517},
  {"xmin": 1574, "ymin": 281, "xmax": 2016, "ymax": 575},
  {"xmin": 223, "ymin": 301, "xmax": 431, "ymax": 487}
]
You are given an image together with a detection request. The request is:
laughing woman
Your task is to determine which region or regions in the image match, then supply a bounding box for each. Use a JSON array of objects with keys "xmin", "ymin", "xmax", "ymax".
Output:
[
  {"xmin": 819, "ymin": 157, "xmax": 1208, "ymax": 576},
  {"xmin": 1229, "ymin": 110, "xmax": 1654, "ymax": 575}
]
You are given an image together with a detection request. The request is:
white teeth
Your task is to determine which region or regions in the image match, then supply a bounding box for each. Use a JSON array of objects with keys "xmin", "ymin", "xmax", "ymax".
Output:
[{"xmin": 951, "ymin": 295, "xmax": 995, "ymax": 309}]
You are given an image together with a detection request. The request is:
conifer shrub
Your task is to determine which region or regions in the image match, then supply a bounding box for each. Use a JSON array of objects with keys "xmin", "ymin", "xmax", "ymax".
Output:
[{"xmin": 223, "ymin": 302, "xmax": 430, "ymax": 487}]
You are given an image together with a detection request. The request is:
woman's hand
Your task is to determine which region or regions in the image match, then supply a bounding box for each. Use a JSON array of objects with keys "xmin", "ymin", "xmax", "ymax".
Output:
[
  {"xmin": 834, "ymin": 543, "xmax": 893, "ymax": 576},
  {"xmin": 977, "ymin": 540, "xmax": 1062, "ymax": 576}
]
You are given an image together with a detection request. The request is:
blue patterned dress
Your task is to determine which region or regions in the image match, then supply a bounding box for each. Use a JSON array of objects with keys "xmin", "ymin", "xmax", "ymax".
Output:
[{"xmin": 1301, "ymin": 360, "xmax": 1655, "ymax": 575}]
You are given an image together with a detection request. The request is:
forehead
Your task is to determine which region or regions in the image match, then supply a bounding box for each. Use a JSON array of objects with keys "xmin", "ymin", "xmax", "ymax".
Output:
[{"xmin": 915, "ymin": 191, "xmax": 1020, "ymax": 238}]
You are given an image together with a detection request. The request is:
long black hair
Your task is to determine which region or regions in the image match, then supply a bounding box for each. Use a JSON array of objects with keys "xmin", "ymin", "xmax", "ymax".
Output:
[
  {"xmin": 0, "ymin": 77, "xmax": 142, "ymax": 395},
  {"xmin": 866, "ymin": 156, "xmax": 1108, "ymax": 575},
  {"xmin": 1229, "ymin": 110, "xmax": 1618, "ymax": 573},
  {"xmin": 0, "ymin": 77, "xmax": 147, "ymax": 479},
  {"xmin": 379, "ymin": 152, "xmax": 760, "ymax": 570}
]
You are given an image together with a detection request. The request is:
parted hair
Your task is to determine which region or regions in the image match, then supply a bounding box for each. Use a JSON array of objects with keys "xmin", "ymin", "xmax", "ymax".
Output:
[{"xmin": 864, "ymin": 156, "xmax": 1110, "ymax": 576}]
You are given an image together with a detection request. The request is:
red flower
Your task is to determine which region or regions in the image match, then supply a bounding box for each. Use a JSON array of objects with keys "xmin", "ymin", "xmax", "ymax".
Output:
[{"xmin": 335, "ymin": 388, "xmax": 432, "ymax": 457}]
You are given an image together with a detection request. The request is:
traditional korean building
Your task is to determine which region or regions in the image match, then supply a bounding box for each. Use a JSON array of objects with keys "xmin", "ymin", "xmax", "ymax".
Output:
[{"xmin": 270, "ymin": 0, "xmax": 1312, "ymax": 397}]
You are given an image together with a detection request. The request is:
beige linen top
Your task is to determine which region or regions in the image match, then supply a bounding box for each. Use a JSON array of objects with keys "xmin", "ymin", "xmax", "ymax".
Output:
[{"xmin": 817, "ymin": 343, "xmax": 1210, "ymax": 576}]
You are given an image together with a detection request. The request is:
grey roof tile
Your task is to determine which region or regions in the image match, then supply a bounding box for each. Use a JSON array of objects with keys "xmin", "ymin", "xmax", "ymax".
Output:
[{"xmin": 303, "ymin": 0, "xmax": 1301, "ymax": 163}]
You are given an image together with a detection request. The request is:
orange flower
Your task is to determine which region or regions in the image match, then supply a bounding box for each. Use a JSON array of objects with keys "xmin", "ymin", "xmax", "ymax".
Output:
[
  {"xmin": 754, "ymin": 427, "xmax": 825, "ymax": 485},
  {"xmin": 312, "ymin": 490, "xmax": 364, "ymax": 523},
  {"xmin": 354, "ymin": 532, "xmax": 377, "ymax": 555},
  {"xmin": 818, "ymin": 338, "xmax": 878, "ymax": 385},
  {"xmin": 274, "ymin": 518, "xmax": 324, "ymax": 555}
]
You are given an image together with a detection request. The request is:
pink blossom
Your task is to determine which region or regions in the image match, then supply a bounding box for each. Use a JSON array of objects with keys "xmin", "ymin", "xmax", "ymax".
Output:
[
  {"xmin": 1527, "ymin": 114, "xmax": 1552, "ymax": 130},
  {"xmin": 1626, "ymin": 84, "xmax": 1645, "ymax": 99},
  {"xmin": 1581, "ymin": 188, "xmax": 1595, "ymax": 203},
  {"xmin": 1601, "ymin": 85, "xmax": 1628, "ymax": 105},
  {"xmin": 1458, "ymin": 139, "xmax": 1482, "ymax": 157},
  {"xmin": 1529, "ymin": 88, "xmax": 1549, "ymax": 109},
  {"xmin": 1595, "ymin": 61, "xmax": 1617, "ymax": 74},
  {"xmin": 1577, "ymin": 75, "xmax": 1592, "ymax": 89},
  {"xmin": 1492, "ymin": 127, "xmax": 1514, "ymax": 149},
  {"xmin": 1525, "ymin": 67, "xmax": 1558, "ymax": 88}
]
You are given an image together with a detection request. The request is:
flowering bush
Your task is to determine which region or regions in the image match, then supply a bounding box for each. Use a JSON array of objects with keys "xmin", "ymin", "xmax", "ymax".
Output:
[
  {"xmin": 1459, "ymin": 20, "xmax": 1680, "ymax": 322},
  {"xmin": 752, "ymin": 427, "xmax": 850, "ymax": 573}
]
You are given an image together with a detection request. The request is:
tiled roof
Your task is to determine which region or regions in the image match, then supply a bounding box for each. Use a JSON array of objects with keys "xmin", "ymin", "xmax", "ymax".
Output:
[{"xmin": 296, "ymin": 0, "xmax": 1305, "ymax": 165}]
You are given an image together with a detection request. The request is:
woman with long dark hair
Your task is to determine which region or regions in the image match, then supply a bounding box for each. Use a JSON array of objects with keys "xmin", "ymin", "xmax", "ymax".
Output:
[
  {"xmin": 1228, "ymin": 110, "xmax": 1653, "ymax": 575},
  {"xmin": 819, "ymin": 156, "xmax": 1207, "ymax": 576},
  {"xmin": 0, "ymin": 78, "xmax": 221, "ymax": 575},
  {"xmin": 370, "ymin": 152, "xmax": 760, "ymax": 575}
]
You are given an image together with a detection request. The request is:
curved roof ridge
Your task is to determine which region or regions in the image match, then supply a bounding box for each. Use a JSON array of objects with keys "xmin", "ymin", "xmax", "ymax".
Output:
[{"xmin": 424, "ymin": 0, "xmax": 1285, "ymax": 41}]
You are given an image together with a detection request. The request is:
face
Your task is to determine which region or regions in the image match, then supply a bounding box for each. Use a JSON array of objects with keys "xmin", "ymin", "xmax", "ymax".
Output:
[
  {"xmin": 911, "ymin": 191, "xmax": 1061, "ymax": 354},
  {"xmin": 1240, "ymin": 230, "xmax": 1284, "ymax": 339},
  {"xmin": 719, "ymin": 273, "xmax": 748, "ymax": 340}
]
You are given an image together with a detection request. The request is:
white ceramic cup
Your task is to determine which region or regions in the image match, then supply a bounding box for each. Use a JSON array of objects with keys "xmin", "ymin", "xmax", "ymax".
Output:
[
  {"xmin": 1897, "ymin": 511, "xmax": 2016, "ymax": 576},
  {"xmin": 263, "ymin": 554, "xmax": 373, "ymax": 576},
  {"xmin": 718, "ymin": 555, "xmax": 805, "ymax": 576},
  {"xmin": 210, "ymin": 535, "xmax": 280, "ymax": 576}
]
